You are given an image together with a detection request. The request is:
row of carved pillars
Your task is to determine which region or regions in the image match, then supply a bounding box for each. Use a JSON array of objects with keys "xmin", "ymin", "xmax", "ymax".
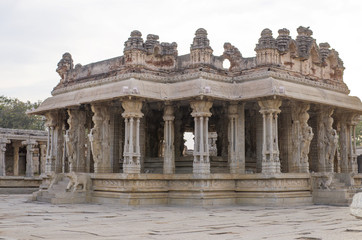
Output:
[
  {"xmin": 0, "ymin": 138, "xmax": 45, "ymax": 177},
  {"xmin": 43, "ymin": 98, "xmax": 359, "ymax": 175}
]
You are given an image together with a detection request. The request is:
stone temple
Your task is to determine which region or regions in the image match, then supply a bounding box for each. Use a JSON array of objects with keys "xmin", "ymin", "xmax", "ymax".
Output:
[{"xmin": 30, "ymin": 27, "xmax": 362, "ymax": 206}]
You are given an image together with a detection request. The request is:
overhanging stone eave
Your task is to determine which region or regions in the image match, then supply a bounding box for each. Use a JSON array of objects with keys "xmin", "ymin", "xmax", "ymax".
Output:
[
  {"xmin": 271, "ymin": 78, "xmax": 362, "ymax": 112},
  {"xmin": 29, "ymin": 76, "xmax": 362, "ymax": 114}
]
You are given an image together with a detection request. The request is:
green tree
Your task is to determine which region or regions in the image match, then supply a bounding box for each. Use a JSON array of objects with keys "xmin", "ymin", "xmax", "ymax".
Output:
[{"xmin": 0, "ymin": 95, "xmax": 44, "ymax": 130}]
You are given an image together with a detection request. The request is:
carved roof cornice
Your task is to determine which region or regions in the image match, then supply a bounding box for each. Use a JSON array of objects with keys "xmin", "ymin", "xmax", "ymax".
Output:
[{"xmin": 51, "ymin": 68, "xmax": 349, "ymax": 97}]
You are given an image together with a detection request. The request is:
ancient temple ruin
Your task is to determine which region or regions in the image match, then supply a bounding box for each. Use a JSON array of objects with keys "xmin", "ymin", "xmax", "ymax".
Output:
[
  {"xmin": 31, "ymin": 27, "xmax": 362, "ymax": 206},
  {"xmin": 0, "ymin": 128, "xmax": 47, "ymax": 193}
]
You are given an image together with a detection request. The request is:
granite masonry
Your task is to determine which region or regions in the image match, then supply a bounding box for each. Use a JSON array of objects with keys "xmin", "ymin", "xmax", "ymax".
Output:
[{"xmin": 30, "ymin": 27, "xmax": 362, "ymax": 206}]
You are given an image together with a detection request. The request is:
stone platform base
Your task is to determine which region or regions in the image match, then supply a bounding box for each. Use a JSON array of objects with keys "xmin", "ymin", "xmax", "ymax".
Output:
[
  {"xmin": 0, "ymin": 176, "xmax": 42, "ymax": 194},
  {"xmin": 88, "ymin": 173, "xmax": 312, "ymax": 206}
]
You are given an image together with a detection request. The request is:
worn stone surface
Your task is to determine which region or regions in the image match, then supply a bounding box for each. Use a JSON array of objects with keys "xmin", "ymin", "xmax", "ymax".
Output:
[
  {"xmin": 26, "ymin": 26, "xmax": 362, "ymax": 207},
  {"xmin": 1, "ymin": 194, "xmax": 362, "ymax": 240},
  {"xmin": 351, "ymin": 192, "xmax": 362, "ymax": 219}
]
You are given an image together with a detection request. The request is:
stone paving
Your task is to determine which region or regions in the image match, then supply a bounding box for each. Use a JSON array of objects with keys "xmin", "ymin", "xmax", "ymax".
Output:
[{"xmin": 0, "ymin": 194, "xmax": 361, "ymax": 240}]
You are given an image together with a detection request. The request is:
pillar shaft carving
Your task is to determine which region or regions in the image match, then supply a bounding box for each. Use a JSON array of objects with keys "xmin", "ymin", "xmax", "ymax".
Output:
[
  {"xmin": 290, "ymin": 103, "xmax": 313, "ymax": 173},
  {"xmin": 317, "ymin": 107, "xmax": 338, "ymax": 172},
  {"xmin": 190, "ymin": 100, "xmax": 212, "ymax": 175},
  {"xmin": 0, "ymin": 138, "xmax": 10, "ymax": 176},
  {"xmin": 228, "ymin": 103, "xmax": 245, "ymax": 174},
  {"xmin": 44, "ymin": 111, "xmax": 58, "ymax": 173},
  {"xmin": 89, "ymin": 104, "xmax": 111, "ymax": 173},
  {"xmin": 122, "ymin": 99, "xmax": 144, "ymax": 174},
  {"xmin": 39, "ymin": 144, "xmax": 47, "ymax": 175},
  {"xmin": 258, "ymin": 99, "xmax": 282, "ymax": 174},
  {"xmin": 339, "ymin": 113, "xmax": 359, "ymax": 173},
  {"xmin": 12, "ymin": 141, "xmax": 21, "ymax": 176},
  {"xmin": 65, "ymin": 108, "xmax": 86, "ymax": 172},
  {"xmin": 163, "ymin": 104, "xmax": 175, "ymax": 174},
  {"xmin": 22, "ymin": 139, "xmax": 38, "ymax": 177}
]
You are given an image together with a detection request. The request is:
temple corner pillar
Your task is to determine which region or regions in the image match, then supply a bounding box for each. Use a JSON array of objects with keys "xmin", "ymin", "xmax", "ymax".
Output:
[
  {"xmin": 228, "ymin": 102, "xmax": 245, "ymax": 174},
  {"xmin": 190, "ymin": 100, "xmax": 213, "ymax": 175},
  {"xmin": 121, "ymin": 99, "xmax": 144, "ymax": 174},
  {"xmin": 258, "ymin": 99, "xmax": 282, "ymax": 174},
  {"xmin": 163, "ymin": 103, "xmax": 175, "ymax": 174}
]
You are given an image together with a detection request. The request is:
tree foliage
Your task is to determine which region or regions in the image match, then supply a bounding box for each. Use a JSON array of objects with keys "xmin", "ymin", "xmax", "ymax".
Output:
[{"xmin": 0, "ymin": 95, "xmax": 44, "ymax": 130}]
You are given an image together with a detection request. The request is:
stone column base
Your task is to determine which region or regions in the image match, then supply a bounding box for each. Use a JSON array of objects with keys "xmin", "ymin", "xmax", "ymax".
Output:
[
  {"xmin": 123, "ymin": 163, "xmax": 141, "ymax": 174},
  {"xmin": 262, "ymin": 161, "xmax": 281, "ymax": 174},
  {"xmin": 193, "ymin": 162, "xmax": 210, "ymax": 175}
]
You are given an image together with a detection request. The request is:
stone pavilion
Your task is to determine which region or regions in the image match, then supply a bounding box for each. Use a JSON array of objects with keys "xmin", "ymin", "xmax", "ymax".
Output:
[{"xmin": 31, "ymin": 27, "xmax": 362, "ymax": 206}]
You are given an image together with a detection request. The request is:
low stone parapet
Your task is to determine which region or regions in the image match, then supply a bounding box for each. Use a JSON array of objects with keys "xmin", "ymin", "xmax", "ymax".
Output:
[{"xmin": 0, "ymin": 176, "xmax": 42, "ymax": 194}]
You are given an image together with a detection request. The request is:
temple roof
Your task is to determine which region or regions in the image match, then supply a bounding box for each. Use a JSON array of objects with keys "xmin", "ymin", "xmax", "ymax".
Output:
[{"xmin": 31, "ymin": 27, "xmax": 362, "ymax": 114}]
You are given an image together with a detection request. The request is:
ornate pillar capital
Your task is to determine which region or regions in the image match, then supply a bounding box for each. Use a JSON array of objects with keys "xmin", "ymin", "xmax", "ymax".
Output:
[
  {"xmin": 44, "ymin": 111, "xmax": 58, "ymax": 128},
  {"xmin": 258, "ymin": 99, "xmax": 282, "ymax": 114},
  {"xmin": 190, "ymin": 100, "xmax": 212, "ymax": 118},
  {"xmin": 121, "ymin": 99, "xmax": 144, "ymax": 118}
]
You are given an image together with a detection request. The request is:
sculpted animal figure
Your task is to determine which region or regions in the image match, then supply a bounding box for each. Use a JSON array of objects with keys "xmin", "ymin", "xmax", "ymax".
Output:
[
  {"xmin": 66, "ymin": 172, "xmax": 91, "ymax": 192},
  {"xmin": 48, "ymin": 172, "xmax": 63, "ymax": 190}
]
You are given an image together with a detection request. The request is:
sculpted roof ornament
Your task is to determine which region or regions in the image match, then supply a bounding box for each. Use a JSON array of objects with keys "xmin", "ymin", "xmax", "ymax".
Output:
[
  {"xmin": 296, "ymin": 26, "xmax": 315, "ymax": 59},
  {"xmin": 223, "ymin": 42, "xmax": 243, "ymax": 71},
  {"xmin": 56, "ymin": 52, "xmax": 73, "ymax": 80},
  {"xmin": 255, "ymin": 28, "xmax": 277, "ymax": 50},
  {"xmin": 144, "ymin": 34, "xmax": 160, "ymax": 52},
  {"xmin": 319, "ymin": 42, "xmax": 331, "ymax": 62},
  {"xmin": 276, "ymin": 28, "xmax": 292, "ymax": 53},
  {"xmin": 124, "ymin": 30, "xmax": 145, "ymax": 52},
  {"xmin": 51, "ymin": 26, "xmax": 348, "ymax": 94},
  {"xmin": 191, "ymin": 28, "xmax": 212, "ymax": 50}
]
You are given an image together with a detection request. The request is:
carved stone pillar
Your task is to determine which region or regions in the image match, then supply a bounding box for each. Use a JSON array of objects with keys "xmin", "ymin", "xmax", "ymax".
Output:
[
  {"xmin": 228, "ymin": 103, "xmax": 245, "ymax": 174},
  {"xmin": 290, "ymin": 103, "xmax": 313, "ymax": 173},
  {"xmin": 89, "ymin": 104, "xmax": 111, "ymax": 173},
  {"xmin": 317, "ymin": 107, "xmax": 338, "ymax": 172},
  {"xmin": 122, "ymin": 99, "xmax": 144, "ymax": 174},
  {"xmin": 349, "ymin": 114, "xmax": 359, "ymax": 173},
  {"xmin": 258, "ymin": 99, "xmax": 282, "ymax": 174},
  {"xmin": 45, "ymin": 112, "xmax": 58, "ymax": 174},
  {"xmin": 163, "ymin": 104, "xmax": 175, "ymax": 174},
  {"xmin": 22, "ymin": 139, "xmax": 38, "ymax": 177},
  {"xmin": 65, "ymin": 108, "xmax": 86, "ymax": 172},
  {"xmin": 190, "ymin": 100, "xmax": 213, "ymax": 175},
  {"xmin": 13, "ymin": 141, "xmax": 21, "ymax": 176},
  {"xmin": 0, "ymin": 138, "xmax": 10, "ymax": 176},
  {"xmin": 339, "ymin": 114, "xmax": 349, "ymax": 173},
  {"xmin": 39, "ymin": 144, "xmax": 47, "ymax": 174}
]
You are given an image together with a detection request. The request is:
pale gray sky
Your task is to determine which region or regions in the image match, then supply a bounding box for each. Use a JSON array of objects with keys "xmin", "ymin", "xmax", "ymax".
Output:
[{"xmin": 1, "ymin": 0, "xmax": 361, "ymax": 102}]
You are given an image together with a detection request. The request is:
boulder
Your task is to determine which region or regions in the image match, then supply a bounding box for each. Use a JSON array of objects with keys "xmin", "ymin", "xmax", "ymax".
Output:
[{"xmin": 350, "ymin": 192, "xmax": 362, "ymax": 219}]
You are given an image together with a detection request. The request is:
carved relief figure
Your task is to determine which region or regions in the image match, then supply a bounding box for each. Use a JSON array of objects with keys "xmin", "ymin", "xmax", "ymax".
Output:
[
  {"xmin": 324, "ymin": 111, "xmax": 338, "ymax": 171},
  {"xmin": 300, "ymin": 112, "xmax": 314, "ymax": 164},
  {"xmin": 65, "ymin": 111, "xmax": 78, "ymax": 171}
]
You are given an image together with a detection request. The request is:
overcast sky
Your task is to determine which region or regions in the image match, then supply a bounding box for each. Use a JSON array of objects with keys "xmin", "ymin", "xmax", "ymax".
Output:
[{"xmin": 1, "ymin": 0, "xmax": 361, "ymax": 103}]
